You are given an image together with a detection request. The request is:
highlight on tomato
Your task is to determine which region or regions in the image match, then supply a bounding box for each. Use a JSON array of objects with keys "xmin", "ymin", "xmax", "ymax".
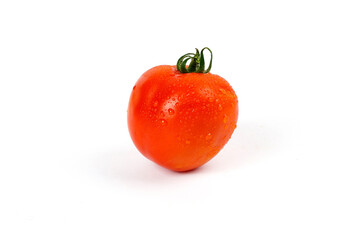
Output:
[{"xmin": 127, "ymin": 47, "xmax": 238, "ymax": 172}]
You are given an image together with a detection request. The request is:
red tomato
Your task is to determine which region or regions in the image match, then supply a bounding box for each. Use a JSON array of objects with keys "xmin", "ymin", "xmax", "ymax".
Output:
[{"xmin": 127, "ymin": 49, "xmax": 238, "ymax": 171}]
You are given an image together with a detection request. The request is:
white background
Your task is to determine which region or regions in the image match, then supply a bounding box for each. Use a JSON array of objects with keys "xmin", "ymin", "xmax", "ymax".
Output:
[{"xmin": 1, "ymin": 0, "xmax": 360, "ymax": 239}]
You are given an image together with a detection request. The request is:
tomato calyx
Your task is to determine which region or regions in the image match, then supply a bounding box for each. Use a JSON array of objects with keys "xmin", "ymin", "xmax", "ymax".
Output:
[{"xmin": 176, "ymin": 47, "xmax": 213, "ymax": 74}]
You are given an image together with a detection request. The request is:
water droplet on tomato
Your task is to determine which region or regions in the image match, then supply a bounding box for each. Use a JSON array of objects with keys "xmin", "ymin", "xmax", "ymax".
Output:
[
  {"xmin": 208, "ymin": 97, "xmax": 214, "ymax": 102},
  {"xmin": 223, "ymin": 114, "xmax": 228, "ymax": 123},
  {"xmin": 168, "ymin": 108, "xmax": 175, "ymax": 115},
  {"xmin": 215, "ymin": 98, "xmax": 220, "ymax": 103},
  {"xmin": 218, "ymin": 104, "xmax": 223, "ymax": 111},
  {"xmin": 160, "ymin": 119, "xmax": 167, "ymax": 126},
  {"xmin": 205, "ymin": 133, "xmax": 212, "ymax": 140},
  {"xmin": 219, "ymin": 88, "xmax": 226, "ymax": 94}
]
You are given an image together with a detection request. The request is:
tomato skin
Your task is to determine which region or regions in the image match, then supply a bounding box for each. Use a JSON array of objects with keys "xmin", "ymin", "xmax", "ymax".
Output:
[{"xmin": 128, "ymin": 65, "xmax": 238, "ymax": 171}]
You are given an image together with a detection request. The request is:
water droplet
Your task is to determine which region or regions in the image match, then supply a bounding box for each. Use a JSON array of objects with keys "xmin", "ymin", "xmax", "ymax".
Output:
[
  {"xmin": 223, "ymin": 114, "xmax": 228, "ymax": 123},
  {"xmin": 219, "ymin": 88, "xmax": 227, "ymax": 94},
  {"xmin": 185, "ymin": 140, "xmax": 191, "ymax": 144},
  {"xmin": 205, "ymin": 133, "xmax": 212, "ymax": 140},
  {"xmin": 153, "ymin": 101, "xmax": 158, "ymax": 107},
  {"xmin": 160, "ymin": 119, "xmax": 167, "ymax": 126},
  {"xmin": 215, "ymin": 99, "xmax": 220, "ymax": 103},
  {"xmin": 208, "ymin": 97, "xmax": 214, "ymax": 102},
  {"xmin": 218, "ymin": 104, "xmax": 223, "ymax": 111},
  {"xmin": 168, "ymin": 108, "xmax": 175, "ymax": 115}
]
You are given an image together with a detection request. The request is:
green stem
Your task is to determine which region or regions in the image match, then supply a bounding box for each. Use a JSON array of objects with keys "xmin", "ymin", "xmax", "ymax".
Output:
[{"xmin": 176, "ymin": 47, "xmax": 213, "ymax": 73}]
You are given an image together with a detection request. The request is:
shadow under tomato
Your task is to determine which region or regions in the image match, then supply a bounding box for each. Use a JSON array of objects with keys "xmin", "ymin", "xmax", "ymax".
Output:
[{"xmin": 92, "ymin": 148, "xmax": 208, "ymax": 186}]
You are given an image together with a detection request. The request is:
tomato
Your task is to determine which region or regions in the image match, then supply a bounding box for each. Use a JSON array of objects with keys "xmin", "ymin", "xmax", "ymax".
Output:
[{"xmin": 127, "ymin": 48, "xmax": 238, "ymax": 171}]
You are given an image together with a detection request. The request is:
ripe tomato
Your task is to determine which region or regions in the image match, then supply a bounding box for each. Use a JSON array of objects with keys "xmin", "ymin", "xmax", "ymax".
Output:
[{"xmin": 127, "ymin": 48, "xmax": 238, "ymax": 171}]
